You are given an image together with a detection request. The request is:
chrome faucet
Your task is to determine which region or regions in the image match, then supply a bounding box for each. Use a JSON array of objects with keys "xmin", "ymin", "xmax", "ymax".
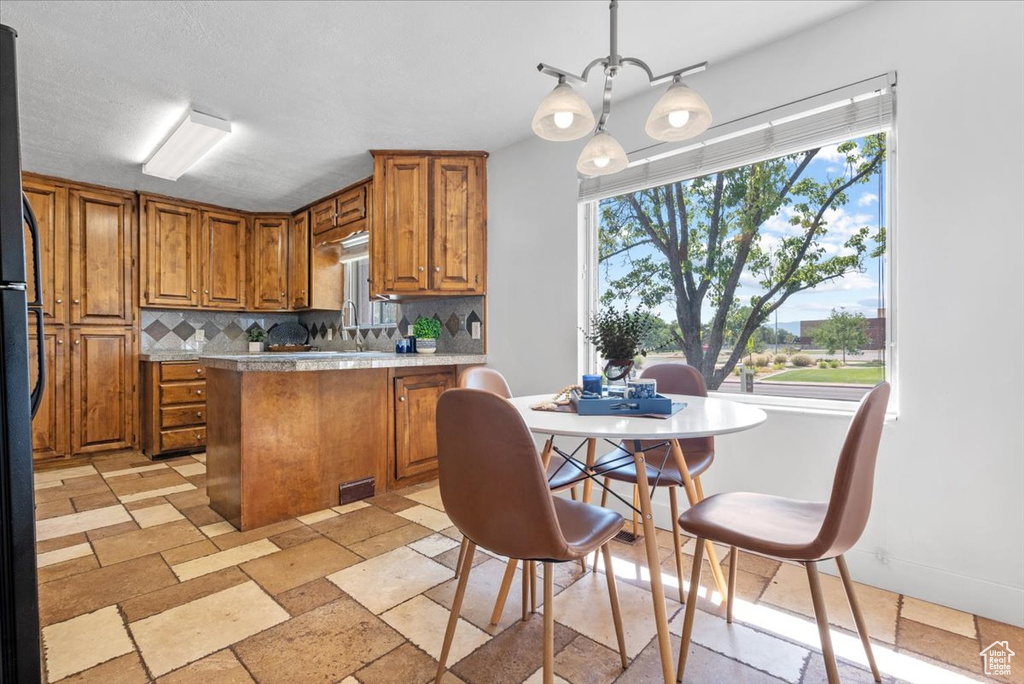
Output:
[{"xmin": 342, "ymin": 299, "xmax": 364, "ymax": 352}]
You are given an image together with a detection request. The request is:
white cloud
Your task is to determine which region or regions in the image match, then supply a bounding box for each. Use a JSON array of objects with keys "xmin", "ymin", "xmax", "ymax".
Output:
[
  {"xmin": 816, "ymin": 142, "xmax": 859, "ymax": 163},
  {"xmin": 858, "ymin": 192, "xmax": 878, "ymax": 206}
]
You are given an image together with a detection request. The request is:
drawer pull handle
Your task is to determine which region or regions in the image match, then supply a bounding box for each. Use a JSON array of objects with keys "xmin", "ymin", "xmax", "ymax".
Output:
[
  {"xmin": 196, "ymin": 368, "xmax": 202, "ymax": 374},
  {"xmin": 196, "ymin": 433, "xmax": 204, "ymax": 441},
  {"xmin": 196, "ymin": 412, "xmax": 203, "ymax": 418},
  {"xmin": 196, "ymin": 389, "xmax": 203, "ymax": 395}
]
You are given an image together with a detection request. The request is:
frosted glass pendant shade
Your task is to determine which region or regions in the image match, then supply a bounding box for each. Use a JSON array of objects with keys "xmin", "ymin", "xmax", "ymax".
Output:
[
  {"xmin": 577, "ymin": 130, "xmax": 628, "ymax": 176},
  {"xmin": 645, "ymin": 82, "xmax": 712, "ymax": 141},
  {"xmin": 532, "ymin": 83, "xmax": 596, "ymax": 141}
]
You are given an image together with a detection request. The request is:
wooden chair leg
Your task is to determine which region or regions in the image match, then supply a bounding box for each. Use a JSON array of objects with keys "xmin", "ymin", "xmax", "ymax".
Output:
[
  {"xmin": 806, "ymin": 561, "xmax": 841, "ymax": 684},
  {"xmin": 490, "ymin": 558, "xmax": 518, "ymax": 626},
  {"xmin": 836, "ymin": 555, "xmax": 882, "ymax": 682},
  {"xmin": 436, "ymin": 541, "xmax": 476, "ymax": 683},
  {"xmin": 631, "ymin": 485, "xmax": 639, "ymax": 537},
  {"xmin": 522, "ymin": 557, "xmax": 530, "ymax": 622},
  {"xmin": 669, "ymin": 486, "xmax": 686, "ymax": 604},
  {"xmin": 694, "ymin": 476, "xmax": 706, "ymax": 501},
  {"xmin": 569, "ymin": 486, "xmax": 577, "ymax": 501},
  {"xmin": 601, "ymin": 544, "xmax": 629, "ymax": 669},
  {"xmin": 530, "ymin": 561, "xmax": 537, "ymax": 614},
  {"xmin": 454, "ymin": 537, "xmax": 469, "ymax": 579},
  {"xmin": 543, "ymin": 561, "xmax": 555, "ymax": 684},
  {"xmin": 727, "ymin": 546, "xmax": 738, "ymax": 624},
  {"xmin": 592, "ymin": 478, "xmax": 611, "ymax": 571},
  {"xmin": 676, "ymin": 536, "xmax": 705, "ymax": 682}
]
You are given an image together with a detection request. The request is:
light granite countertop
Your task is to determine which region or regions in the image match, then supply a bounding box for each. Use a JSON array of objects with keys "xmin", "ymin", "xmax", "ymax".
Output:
[
  {"xmin": 198, "ymin": 351, "xmax": 487, "ymax": 372},
  {"xmin": 140, "ymin": 351, "xmax": 202, "ymax": 362}
]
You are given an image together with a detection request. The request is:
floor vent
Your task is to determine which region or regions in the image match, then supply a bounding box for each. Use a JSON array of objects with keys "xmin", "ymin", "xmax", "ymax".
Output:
[
  {"xmin": 339, "ymin": 477, "xmax": 375, "ymax": 505},
  {"xmin": 613, "ymin": 530, "xmax": 643, "ymax": 544}
]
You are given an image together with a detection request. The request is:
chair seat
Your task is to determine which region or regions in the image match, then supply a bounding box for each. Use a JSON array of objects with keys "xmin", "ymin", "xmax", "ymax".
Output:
[
  {"xmin": 677, "ymin": 492, "xmax": 830, "ymax": 562},
  {"xmin": 546, "ymin": 454, "xmax": 584, "ymax": 491},
  {"xmin": 593, "ymin": 443, "xmax": 713, "ymax": 487},
  {"xmin": 532, "ymin": 497, "xmax": 623, "ymax": 562}
]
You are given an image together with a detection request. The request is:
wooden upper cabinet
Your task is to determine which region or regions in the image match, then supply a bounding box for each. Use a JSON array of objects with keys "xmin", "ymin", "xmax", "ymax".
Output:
[
  {"xmin": 431, "ymin": 156, "xmax": 485, "ymax": 293},
  {"xmin": 289, "ymin": 213, "xmax": 309, "ymax": 309},
  {"xmin": 201, "ymin": 210, "xmax": 247, "ymax": 309},
  {"xmin": 371, "ymin": 151, "xmax": 486, "ymax": 297},
  {"xmin": 69, "ymin": 187, "xmax": 134, "ymax": 325},
  {"xmin": 70, "ymin": 327, "xmax": 135, "ymax": 455},
  {"xmin": 380, "ymin": 155, "xmax": 430, "ymax": 292},
  {"xmin": 311, "ymin": 179, "xmax": 370, "ymax": 246},
  {"xmin": 23, "ymin": 178, "xmax": 68, "ymax": 324},
  {"xmin": 143, "ymin": 197, "xmax": 200, "ymax": 308},
  {"xmin": 311, "ymin": 197, "xmax": 337, "ymax": 236},
  {"xmin": 251, "ymin": 216, "xmax": 290, "ymax": 310},
  {"xmin": 29, "ymin": 326, "xmax": 67, "ymax": 461}
]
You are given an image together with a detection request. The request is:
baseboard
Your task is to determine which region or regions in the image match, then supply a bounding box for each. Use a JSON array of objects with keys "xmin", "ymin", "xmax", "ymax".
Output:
[{"xmin": 593, "ymin": 485, "xmax": 1024, "ymax": 627}]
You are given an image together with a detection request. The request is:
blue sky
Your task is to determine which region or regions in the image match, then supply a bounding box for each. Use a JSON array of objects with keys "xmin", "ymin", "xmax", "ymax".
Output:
[{"xmin": 597, "ymin": 136, "xmax": 887, "ymax": 334}]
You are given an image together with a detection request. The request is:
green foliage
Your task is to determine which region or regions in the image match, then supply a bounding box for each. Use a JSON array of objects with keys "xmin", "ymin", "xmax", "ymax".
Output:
[
  {"xmin": 644, "ymin": 315, "xmax": 682, "ymax": 352},
  {"xmin": 772, "ymin": 363, "xmax": 785, "ymax": 370},
  {"xmin": 818, "ymin": 360, "xmax": 829, "ymax": 369},
  {"xmin": 829, "ymin": 360, "xmax": 841, "ymax": 368},
  {"xmin": 790, "ymin": 354, "xmax": 814, "ymax": 367},
  {"xmin": 598, "ymin": 133, "xmax": 886, "ymax": 389},
  {"xmin": 812, "ymin": 308, "xmax": 869, "ymax": 363},
  {"xmin": 246, "ymin": 328, "xmax": 267, "ymax": 343},
  {"xmin": 413, "ymin": 316, "xmax": 442, "ymax": 340},
  {"xmin": 583, "ymin": 307, "xmax": 654, "ymax": 360}
]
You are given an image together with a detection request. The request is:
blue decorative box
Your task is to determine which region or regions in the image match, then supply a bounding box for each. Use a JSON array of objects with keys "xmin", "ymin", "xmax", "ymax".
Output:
[{"xmin": 570, "ymin": 390, "xmax": 674, "ymax": 416}]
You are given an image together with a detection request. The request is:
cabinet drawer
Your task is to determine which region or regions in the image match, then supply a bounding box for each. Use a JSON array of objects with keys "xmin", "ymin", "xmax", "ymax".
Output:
[
  {"xmin": 161, "ymin": 404, "xmax": 206, "ymax": 428},
  {"xmin": 160, "ymin": 426, "xmax": 206, "ymax": 452},
  {"xmin": 160, "ymin": 381, "xmax": 206, "ymax": 405},
  {"xmin": 160, "ymin": 362, "xmax": 205, "ymax": 381},
  {"xmin": 336, "ymin": 186, "xmax": 366, "ymax": 225}
]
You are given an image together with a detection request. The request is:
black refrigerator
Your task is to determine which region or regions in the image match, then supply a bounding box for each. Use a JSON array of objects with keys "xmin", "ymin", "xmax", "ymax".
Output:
[{"xmin": 0, "ymin": 22, "xmax": 44, "ymax": 684}]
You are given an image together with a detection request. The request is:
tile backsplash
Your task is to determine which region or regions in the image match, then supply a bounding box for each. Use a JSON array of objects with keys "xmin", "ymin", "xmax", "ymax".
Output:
[{"xmin": 140, "ymin": 296, "xmax": 484, "ymax": 355}]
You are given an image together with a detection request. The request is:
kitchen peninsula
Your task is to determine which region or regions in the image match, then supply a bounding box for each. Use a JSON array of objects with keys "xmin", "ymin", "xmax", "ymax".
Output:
[{"xmin": 201, "ymin": 351, "xmax": 485, "ymax": 530}]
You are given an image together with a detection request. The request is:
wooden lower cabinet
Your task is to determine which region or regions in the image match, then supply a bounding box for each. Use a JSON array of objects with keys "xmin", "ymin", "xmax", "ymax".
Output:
[
  {"xmin": 70, "ymin": 327, "xmax": 136, "ymax": 455},
  {"xmin": 141, "ymin": 360, "xmax": 207, "ymax": 458},
  {"xmin": 393, "ymin": 368, "xmax": 455, "ymax": 485},
  {"xmin": 29, "ymin": 326, "xmax": 67, "ymax": 461}
]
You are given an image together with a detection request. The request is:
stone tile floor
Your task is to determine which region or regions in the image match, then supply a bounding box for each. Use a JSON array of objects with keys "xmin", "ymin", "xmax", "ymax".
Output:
[{"xmin": 31, "ymin": 451, "xmax": 1021, "ymax": 683}]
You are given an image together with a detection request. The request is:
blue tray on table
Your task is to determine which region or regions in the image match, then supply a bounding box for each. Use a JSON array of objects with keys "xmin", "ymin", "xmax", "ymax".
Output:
[{"xmin": 570, "ymin": 390, "xmax": 676, "ymax": 416}]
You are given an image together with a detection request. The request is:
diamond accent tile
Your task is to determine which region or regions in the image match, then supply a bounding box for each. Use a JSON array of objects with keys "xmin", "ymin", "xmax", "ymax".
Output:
[
  {"xmin": 466, "ymin": 310, "xmax": 482, "ymax": 331},
  {"xmin": 172, "ymin": 321, "xmax": 196, "ymax": 341},
  {"xmin": 445, "ymin": 313, "xmax": 460, "ymax": 337},
  {"xmin": 397, "ymin": 316, "xmax": 410, "ymax": 337},
  {"xmin": 201, "ymin": 321, "xmax": 220, "ymax": 341},
  {"xmin": 222, "ymin": 322, "xmax": 245, "ymax": 340},
  {"xmin": 144, "ymin": 320, "xmax": 172, "ymax": 342}
]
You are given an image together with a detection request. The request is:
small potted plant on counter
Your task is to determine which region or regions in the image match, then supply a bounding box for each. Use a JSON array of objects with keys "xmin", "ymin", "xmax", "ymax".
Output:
[
  {"xmin": 582, "ymin": 306, "xmax": 653, "ymax": 381},
  {"xmin": 412, "ymin": 316, "xmax": 441, "ymax": 354},
  {"xmin": 246, "ymin": 328, "xmax": 267, "ymax": 353}
]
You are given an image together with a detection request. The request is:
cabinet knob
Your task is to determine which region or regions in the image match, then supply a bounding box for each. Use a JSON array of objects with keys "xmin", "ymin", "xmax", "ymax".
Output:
[
  {"xmin": 418, "ymin": 266, "xmax": 424, "ymax": 272},
  {"xmin": 196, "ymin": 389, "xmax": 203, "ymax": 395},
  {"xmin": 399, "ymin": 396, "xmax": 406, "ymax": 402},
  {"xmin": 204, "ymin": 289, "xmax": 209, "ymax": 294},
  {"xmin": 73, "ymin": 339, "xmax": 79, "ymax": 345},
  {"xmin": 195, "ymin": 368, "xmax": 202, "ymax": 374},
  {"xmin": 73, "ymin": 299, "xmax": 80, "ymax": 304},
  {"xmin": 55, "ymin": 298, "xmax": 62, "ymax": 304},
  {"xmin": 196, "ymin": 433, "xmax": 204, "ymax": 441},
  {"xmin": 300, "ymin": 289, "xmax": 305, "ymax": 294},
  {"xmin": 196, "ymin": 411, "xmax": 203, "ymax": 418},
  {"xmin": 57, "ymin": 339, "xmax": 63, "ymax": 345},
  {"xmin": 435, "ymin": 266, "xmax": 441, "ymax": 272},
  {"xmin": 192, "ymin": 289, "xmax": 197, "ymax": 293}
]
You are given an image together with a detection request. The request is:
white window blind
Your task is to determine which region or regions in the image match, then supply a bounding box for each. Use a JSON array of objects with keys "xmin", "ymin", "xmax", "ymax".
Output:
[{"xmin": 578, "ymin": 74, "xmax": 895, "ymax": 202}]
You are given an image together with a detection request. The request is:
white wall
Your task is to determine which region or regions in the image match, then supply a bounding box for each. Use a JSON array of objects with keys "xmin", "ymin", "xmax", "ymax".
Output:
[{"xmin": 487, "ymin": 0, "xmax": 1024, "ymax": 625}]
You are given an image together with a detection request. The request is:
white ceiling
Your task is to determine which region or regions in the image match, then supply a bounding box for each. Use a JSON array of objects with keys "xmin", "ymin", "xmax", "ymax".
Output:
[{"xmin": 1, "ymin": 0, "xmax": 866, "ymax": 212}]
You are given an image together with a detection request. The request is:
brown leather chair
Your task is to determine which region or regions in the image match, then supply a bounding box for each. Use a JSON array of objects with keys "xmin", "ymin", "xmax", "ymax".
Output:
[
  {"xmin": 456, "ymin": 367, "xmax": 584, "ymax": 625},
  {"xmin": 675, "ymin": 382, "xmax": 891, "ymax": 684},
  {"xmin": 590, "ymin": 363, "xmax": 715, "ymax": 602},
  {"xmin": 435, "ymin": 389, "xmax": 628, "ymax": 683}
]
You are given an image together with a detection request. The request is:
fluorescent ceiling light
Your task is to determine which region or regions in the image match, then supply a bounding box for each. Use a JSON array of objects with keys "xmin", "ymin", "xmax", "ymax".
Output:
[{"xmin": 143, "ymin": 110, "xmax": 231, "ymax": 181}]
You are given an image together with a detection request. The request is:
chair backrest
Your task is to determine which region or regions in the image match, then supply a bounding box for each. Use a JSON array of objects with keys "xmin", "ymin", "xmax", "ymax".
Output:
[
  {"xmin": 814, "ymin": 381, "xmax": 891, "ymax": 559},
  {"xmin": 459, "ymin": 367, "xmax": 512, "ymax": 399},
  {"xmin": 436, "ymin": 388, "xmax": 569, "ymax": 560},
  {"xmin": 641, "ymin": 363, "xmax": 713, "ymax": 454}
]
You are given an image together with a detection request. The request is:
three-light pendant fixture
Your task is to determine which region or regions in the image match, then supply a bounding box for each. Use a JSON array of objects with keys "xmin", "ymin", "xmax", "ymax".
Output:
[{"xmin": 532, "ymin": 0, "xmax": 712, "ymax": 176}]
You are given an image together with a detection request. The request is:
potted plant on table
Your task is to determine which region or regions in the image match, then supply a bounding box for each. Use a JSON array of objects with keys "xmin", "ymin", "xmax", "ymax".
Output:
[
  {"xmin": 246, "ymin": 329, "xmax": 267, "ymax": 353},
  {"xmin": 412, "ymin": 316, "xmax": 441, "ymax": 354},
  {"xmin": 583, "ymin": 307, "xmax": 653, "ymax": 381}
]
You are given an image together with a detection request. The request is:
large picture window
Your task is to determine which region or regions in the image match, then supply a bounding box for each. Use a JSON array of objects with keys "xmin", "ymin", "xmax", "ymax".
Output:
[{"xmin": 588, "ymin": 127, "xmax": 890, "ymax": 403}]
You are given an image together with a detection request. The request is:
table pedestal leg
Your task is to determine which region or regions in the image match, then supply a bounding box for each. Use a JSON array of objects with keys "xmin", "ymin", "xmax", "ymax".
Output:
[
  {"xmin": 669, "ymin": 439, "xmax": 728, "ymax": 600},
  {"xmin": 632, "ymin": 448, "xmax": 675, "ymax": 684}
]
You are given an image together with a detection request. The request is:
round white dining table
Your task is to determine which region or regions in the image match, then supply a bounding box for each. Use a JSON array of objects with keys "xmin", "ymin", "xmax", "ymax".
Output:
[{"xmin": 508, "ymin": 393, "xmax": 768, "ymax": 684}]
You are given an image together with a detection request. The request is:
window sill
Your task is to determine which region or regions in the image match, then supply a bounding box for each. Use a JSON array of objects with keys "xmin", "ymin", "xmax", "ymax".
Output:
[{"xmin": 708, "ymin": 390, "xmax": 899, "ymax": 421}]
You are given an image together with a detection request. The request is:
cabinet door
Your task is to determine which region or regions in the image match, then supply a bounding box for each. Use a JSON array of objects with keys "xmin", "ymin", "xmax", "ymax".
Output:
[
  {"xmin": 336, "ymin": 184, "xmax": 366, "ymax": 226},
  {"xmin": 143, "ymin": 198, "xmax": 200, "ymax": 307},
  {"xmin": 23, "ymin": 178, "xmax": 68, "ymax": 324},
  {"xmin": 431, "ymin": 156, "xmax": 486, "ymax": 293},
  {"xmin": 29, "ymin": 326, "xmax": 67, "ymax": 461},
  {"xmin": 70, "ymin": 327, "xmax": 135, "ymax": 454},
  {"xmin": 69, "ymin": 188, "xmax": 133, "ymax": 325},
  {"xmin": 201, "ymin": 210, "xmax": 247, "ymax": 309},
  {"xmin": 394, "ymin": 371, "xmax": 454, "ymax": 481},
  {"xmin": 251, "ymin": 216, "xmax": 289, "ymax": 310},
  {"xmin": 311, "ymin": 197, "xmax": 337, "ymax": 236},
  {"xmin": 289, "ymin": 213, "xmax": 309, "ymax": 309},
  {"xmin": 381, "ymin": 156, "xmax": 429, "ymax": 292}
]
